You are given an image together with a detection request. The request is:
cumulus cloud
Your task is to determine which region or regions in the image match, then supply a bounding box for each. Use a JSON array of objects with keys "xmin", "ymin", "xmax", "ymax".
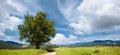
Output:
[
  {"xmin": 69, "ymin": 22, "xmax": 91, "ymax": 34},
  {"xmin": 57, "ymin": 0, "xmax": 120, "ymax": 34},
  {"xmin": 50, "ymin": 33, "xmax": 79, "ymax": 45},
  {"xmin": 50, "ymin": 33, "xmax": 120, "ymax": 44},
  {"xmin": 1, "ymin": 16, "xmax": 22, "ymax": 31},
  {"xmin": 77, "ymin": 0, "xmax": 120, "ymax": 30},
  {"xmin": 0, "ymin": 0, "xmax": 23, "ymax": 41}
]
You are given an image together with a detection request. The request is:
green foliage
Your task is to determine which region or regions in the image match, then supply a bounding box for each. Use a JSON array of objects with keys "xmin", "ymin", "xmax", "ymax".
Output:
[
  {"xmin": 18, "ymin": 12, "xmax": 56, "ymax": 49},
  {"xmin": 0, "ymin": 49, "xmax": 46, "ymax": 55},
  {"xmin": 56, "ymin": 47, "xmax": 120, "ymax": 55}
]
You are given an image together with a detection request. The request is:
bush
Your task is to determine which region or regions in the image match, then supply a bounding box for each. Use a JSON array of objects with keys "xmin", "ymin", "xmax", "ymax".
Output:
[
  {"xmin": 40, "ymin": 44, "xmax": 58, "ymax": 52},
  {"xmin": 93, "ymin": 50, "xmax": 100, "ymax": 53}
]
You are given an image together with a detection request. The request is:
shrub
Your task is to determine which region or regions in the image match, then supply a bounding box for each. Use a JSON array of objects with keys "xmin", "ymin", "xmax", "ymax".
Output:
[
  {"xmin": 40, "ymin": 44, "xmax": 58, "ymax": 52},
  {"xmin": 93, "ymin": 50, "xmax": 100, "ymax": 53}
]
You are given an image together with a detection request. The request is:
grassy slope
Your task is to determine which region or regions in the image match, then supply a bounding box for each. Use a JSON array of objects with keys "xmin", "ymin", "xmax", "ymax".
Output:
[
  {"xmin": 0, "ymin": 49, "xmax": 47, "ymax": 55},
  {"xmin": 56, "ymin": 47, "xmax": 120, "ymax": 55}
]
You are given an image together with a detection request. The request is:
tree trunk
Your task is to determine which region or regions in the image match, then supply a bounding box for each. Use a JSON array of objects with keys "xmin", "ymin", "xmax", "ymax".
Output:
[{"xmin": 35, "ymin": 43, "xmax": 40, "ymax": 49}]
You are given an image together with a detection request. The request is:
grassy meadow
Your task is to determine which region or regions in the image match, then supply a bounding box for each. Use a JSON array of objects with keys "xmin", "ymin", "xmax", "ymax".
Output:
[
  {"xmin": 0, "ymin": 49, "xmax": 47, "ymax": 55},
  {"xmin": 56, "ymin": 47, "xmax": 120, "ymax": 55},
  {"xmin": 0, "ymin": 46, "xmax": 120, "ymax": 55}
]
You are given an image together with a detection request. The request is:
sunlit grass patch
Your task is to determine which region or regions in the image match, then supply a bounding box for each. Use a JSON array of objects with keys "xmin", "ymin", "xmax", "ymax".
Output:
[
  {"xmin": 56, "ymin": 47, "xmax": 120, "ymax": 55},
  {"xmin": 0, "ymin": 49, "xmax": 47, "ymax": 55}
]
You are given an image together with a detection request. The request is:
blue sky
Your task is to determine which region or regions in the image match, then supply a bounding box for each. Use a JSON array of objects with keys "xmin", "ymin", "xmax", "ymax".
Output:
[{"xmin": 0, "ymin": 0, "xmax": 120, "ymax": 44}]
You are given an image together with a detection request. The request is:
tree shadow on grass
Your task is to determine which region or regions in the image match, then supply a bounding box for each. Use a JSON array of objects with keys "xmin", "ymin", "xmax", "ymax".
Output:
[{"xmin": 46, "ymin": 49, "xmax": 55, "ymax": 52}]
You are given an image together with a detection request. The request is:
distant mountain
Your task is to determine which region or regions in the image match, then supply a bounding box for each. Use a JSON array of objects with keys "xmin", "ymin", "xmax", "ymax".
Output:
[
  {"xmin": 61, "ymin": 40, "xmax": 120, "ymax": 47},
  {"xmin": 0, "ymin": 40, "xmax": 23, "ymax": 49},
  {"xmin": 5, "ymin": 41, "xmax": 23, "ymax": 46}
]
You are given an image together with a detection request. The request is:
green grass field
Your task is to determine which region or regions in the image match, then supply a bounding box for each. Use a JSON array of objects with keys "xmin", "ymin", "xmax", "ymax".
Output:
[
  {"xmin": 56, "ymin": 47, "xmax": 120, "ymax": 55},
  {"xmin": 0, "ymin": 49, "xmax": 47, "ymax": 55},
  {"xmin": 0, "ymin": 47, "xmax": 120, "ymax": 55}
]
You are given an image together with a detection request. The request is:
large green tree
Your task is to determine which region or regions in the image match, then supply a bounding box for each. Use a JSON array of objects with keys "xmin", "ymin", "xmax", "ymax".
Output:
[{"xmin": 18, "ymin": 12, "xmax": 56, "ymax": 49}]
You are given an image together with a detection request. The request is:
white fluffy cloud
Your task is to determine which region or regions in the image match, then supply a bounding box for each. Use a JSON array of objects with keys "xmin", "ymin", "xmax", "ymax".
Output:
[
  {"xmin": 77, "ymin": 0, "xmax": 120, "ymax": 30},
  {"xmin": 50, "ymin": 33, "xmax": 120, "ymax": 44},
  {"xmin": 0, "ymin": 16, "xmax": 22, "ymax": 31},
  {"xmin": 0, "ymin": 0, "xmax": 24, "ymax": 41},
  {"xmin": 69, "ymin": 22, "xmax": 91, "ymax": 34},
  {"xmin": 50, "ymin": 33, "xmax": 79, "ymax": 45},
  {"xmin": 57, "ymin": 0, "xmax": 120, "ymax": 34}
]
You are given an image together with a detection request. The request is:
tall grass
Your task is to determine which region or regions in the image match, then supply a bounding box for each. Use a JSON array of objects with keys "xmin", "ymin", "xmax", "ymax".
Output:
[
  {"xmin": 0, "ymin": 49, "xmax": 47, "ymax": 55},
  {"xmin": 56, "ymin": 47, "xmax": 120, "ymax": 55}
]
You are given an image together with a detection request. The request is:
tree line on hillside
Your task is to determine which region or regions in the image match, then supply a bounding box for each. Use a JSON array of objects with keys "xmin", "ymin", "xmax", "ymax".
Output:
[
  {"xmin": 0, "ymin": 40, "xmax": 22, "ymax": 49},
  {"xmin": 63, "ymin": 40, "xmax": 120, "ymax": 47}
]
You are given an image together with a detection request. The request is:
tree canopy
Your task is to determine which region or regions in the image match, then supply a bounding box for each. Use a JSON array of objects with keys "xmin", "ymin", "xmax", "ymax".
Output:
[{"xmin": 18, "ymin": 12, "xmax": 56, "ymax": 49}]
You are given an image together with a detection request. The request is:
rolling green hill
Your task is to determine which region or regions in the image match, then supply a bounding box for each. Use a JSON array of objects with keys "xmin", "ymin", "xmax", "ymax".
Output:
[{"xmin": 0, "ymin": 40, "xmax": 23, "ymax": 49}]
